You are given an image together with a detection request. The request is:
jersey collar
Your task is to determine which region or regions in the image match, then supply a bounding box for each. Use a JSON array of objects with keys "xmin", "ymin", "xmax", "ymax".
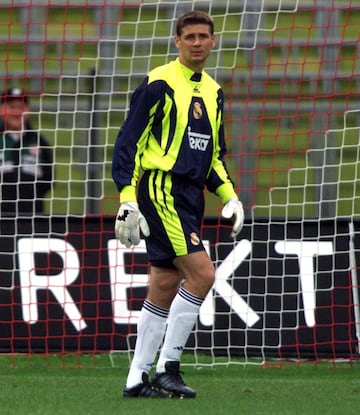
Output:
[{"xmin": 177, "ymin": 58, "xmax": 202, "ymax": 82}]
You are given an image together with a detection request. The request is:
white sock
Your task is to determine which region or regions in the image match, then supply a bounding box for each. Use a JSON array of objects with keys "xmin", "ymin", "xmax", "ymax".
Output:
[
  {"xmin": 156, "ymin": 287, "xmax": 203, "ymax": 373},
  {"xmin": 126, "ymin": 300, "xmax": 168, "ymax": 388}
]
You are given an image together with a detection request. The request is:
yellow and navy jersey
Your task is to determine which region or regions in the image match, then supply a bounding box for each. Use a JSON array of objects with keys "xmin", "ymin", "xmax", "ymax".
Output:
[{"xmin": 112, "ymin": 58, "xmax": 236, "ymax": 204}]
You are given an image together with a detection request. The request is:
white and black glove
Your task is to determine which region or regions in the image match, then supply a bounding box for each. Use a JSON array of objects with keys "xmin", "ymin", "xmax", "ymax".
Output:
[
  {"xmin": 221, "ymin": 198, "xmax": 245, "ymax": 238},
  {"xmin": 115, "ymin": 202, "xmax": 150, "ymax": 248}
]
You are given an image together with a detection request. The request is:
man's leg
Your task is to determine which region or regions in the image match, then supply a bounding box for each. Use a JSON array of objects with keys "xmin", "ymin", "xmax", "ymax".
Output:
[
  {"xmin": 124, "ymin": 300, "xmax": 168, "ymax": 389},
  {"xmin": 124, "ymin": 267, "xmax": 181, "ymax": 397},
  {"xmin": 152, "ymin": 251, "xmax": 215, "ymax": 398}
]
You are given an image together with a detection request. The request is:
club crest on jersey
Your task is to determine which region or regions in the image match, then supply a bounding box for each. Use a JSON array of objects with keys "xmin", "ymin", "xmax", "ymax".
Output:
[
  {"xmin": 187, "ymin": 127, "xmax": 211, "ymax": 152},
  {"xmin": 193, "ymin": 102, "xmax": 203, "ymax": 119},
  {"xmin": 190, "ymin": 232, "xmax": 200, "ymax": 246}
]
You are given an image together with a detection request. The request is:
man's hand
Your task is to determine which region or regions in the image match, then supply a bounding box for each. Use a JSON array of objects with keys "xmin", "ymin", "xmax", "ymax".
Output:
[
  {"xmin": 115, "ymin": 202, "xmax": 150, "ymax": 248},
  {"xmin": 221, "ymin": 198, "xmax": 244, "ymax": 238}
]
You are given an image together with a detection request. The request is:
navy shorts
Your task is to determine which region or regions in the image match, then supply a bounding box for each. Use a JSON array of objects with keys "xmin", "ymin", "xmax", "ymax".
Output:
[{"xmin": 138, "ymin": 170, "xmax": 205, "ymax": 266}]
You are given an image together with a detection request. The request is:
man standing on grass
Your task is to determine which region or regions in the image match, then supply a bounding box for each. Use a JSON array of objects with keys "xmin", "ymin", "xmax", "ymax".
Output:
[{"xmin": 112, "ymin": 10, "xmax": 244, "ymax": 398}]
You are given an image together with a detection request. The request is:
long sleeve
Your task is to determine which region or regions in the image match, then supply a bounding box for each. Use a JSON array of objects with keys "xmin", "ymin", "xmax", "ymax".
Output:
[
  {"xmin": 205, "ymin": 89, "xmax": 237, "ymax": 204},
  {"xmin": 112, "ymin": 78, "xmax": 162, "ymax": 201}
]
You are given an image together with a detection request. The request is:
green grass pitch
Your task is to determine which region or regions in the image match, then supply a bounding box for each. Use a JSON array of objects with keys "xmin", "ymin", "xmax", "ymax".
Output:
[{"xmin": 0, "ymin": 353, "xmax": 359, "ymax": 415}]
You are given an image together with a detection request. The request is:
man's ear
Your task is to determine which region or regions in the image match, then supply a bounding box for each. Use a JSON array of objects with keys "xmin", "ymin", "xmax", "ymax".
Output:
[
  {"xmin": 174, "ymin": 35, "xmax": 180, "ymax": 49},
  {"xmin": 211, "ymin": 34, "xmax": 216, "ymax": 48}
]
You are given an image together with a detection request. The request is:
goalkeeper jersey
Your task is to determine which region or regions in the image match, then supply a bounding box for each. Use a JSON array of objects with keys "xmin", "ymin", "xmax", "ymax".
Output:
[{"xmin": 112, "ymin": 58, "xmax": 237, "ymax": 204}]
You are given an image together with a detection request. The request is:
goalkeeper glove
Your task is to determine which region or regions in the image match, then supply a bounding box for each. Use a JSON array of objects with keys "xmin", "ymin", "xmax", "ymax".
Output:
[
  {"xmin": 115, "ymin": 202, "xmax": 150, "ymax": 248},
  {"xmin": 221, "ymin": 198, "xmax": 244, "ymax": 238}
]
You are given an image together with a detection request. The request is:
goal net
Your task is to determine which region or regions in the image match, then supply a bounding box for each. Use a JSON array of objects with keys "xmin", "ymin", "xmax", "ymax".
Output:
[{"xmin": 1, "ymin": 0, "xmax": 360, "ymax": 367}]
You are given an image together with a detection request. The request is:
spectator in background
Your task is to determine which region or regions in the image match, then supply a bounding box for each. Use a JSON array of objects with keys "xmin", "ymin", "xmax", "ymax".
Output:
[{"xmin": 0, "ymin": 87, "xmax": 53, "ymax": 216}]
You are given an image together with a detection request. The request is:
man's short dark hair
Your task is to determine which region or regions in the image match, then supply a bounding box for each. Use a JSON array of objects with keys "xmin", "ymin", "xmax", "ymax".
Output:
[{"xmin": 176, "ymin": 11, "xmax": 214, "ymax": 36}]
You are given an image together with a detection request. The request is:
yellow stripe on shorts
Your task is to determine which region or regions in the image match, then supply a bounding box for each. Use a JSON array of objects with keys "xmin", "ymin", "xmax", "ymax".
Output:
[{"xmin": 148, "ymin": 170, "xmax": 188, "ymax": 256}]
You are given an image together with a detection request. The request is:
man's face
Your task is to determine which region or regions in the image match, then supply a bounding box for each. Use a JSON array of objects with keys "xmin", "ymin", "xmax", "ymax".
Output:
[
  {"xmin": 175, "ymin": 24, "xmax": 215, "ymax": 71},
  {"xmin": 0, "ymin": 99, "xmax": 29, "ymax": 131}
]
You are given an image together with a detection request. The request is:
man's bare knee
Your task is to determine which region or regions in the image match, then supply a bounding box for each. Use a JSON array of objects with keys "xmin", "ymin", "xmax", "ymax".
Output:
[
  {"xmin": 173, "ymin": 252, "xmax": 215, "ymax": 298},
  {"xmin": 147, "ymin": 266, "xmax": 182, "ymax": 308}
]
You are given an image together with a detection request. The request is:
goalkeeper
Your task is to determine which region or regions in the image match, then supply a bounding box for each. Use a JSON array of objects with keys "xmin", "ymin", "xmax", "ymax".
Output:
[{"xmin": 112, "ymin": 10, "xmax": 244, "ymax": 398}]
